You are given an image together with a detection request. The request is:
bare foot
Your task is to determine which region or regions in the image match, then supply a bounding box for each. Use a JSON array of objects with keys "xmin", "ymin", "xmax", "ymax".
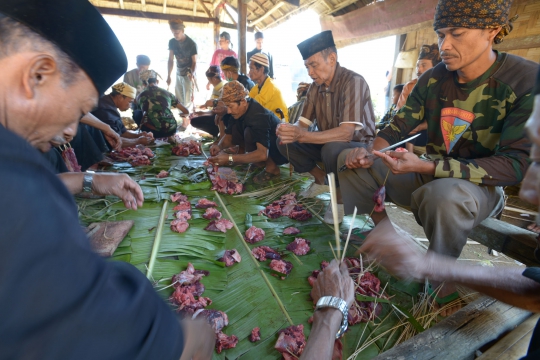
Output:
[
  {"xmin": 430, "ymin": 283, "xmax": 462, "ymax": 317},
  {"xmin": 527, "ymin": 223, "xmax": 540, "ymax": 234}
]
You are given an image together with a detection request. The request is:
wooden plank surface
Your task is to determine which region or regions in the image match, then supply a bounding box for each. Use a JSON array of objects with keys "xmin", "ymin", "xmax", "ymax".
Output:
[{"xmin": 373, "ymin": 297, "xmax": 531, "ymax": 360}]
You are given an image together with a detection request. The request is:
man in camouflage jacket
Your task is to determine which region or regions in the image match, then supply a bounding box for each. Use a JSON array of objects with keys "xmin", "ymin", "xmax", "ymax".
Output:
[{"xmin": 338, "ymin": 0, "xmax": 538, "ymax": 311}]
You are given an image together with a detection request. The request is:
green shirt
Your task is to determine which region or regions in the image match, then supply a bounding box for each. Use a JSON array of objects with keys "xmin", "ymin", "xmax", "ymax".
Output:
[
  {"xmin": 379, "ymin": 52, "xmax": 538, "ymax": 186},
  {"xmin": 136, "ymin": 86, "xmax": 179, "ymax": 134}
]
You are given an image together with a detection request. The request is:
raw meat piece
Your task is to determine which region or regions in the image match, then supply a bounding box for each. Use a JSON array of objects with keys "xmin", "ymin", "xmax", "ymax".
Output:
[
  {"xmin": 244, "ymin": 226, "xmax": 265, "ymax": 244},
  {"xmin": 205, "ymin": 219, "xmax": 233, "ymax": 233},
  {"xmin": 269, "ymin": 259, "xmax": 293, "ymax": 279},
  {"xmin": 249, "ymin": 327, "xmax": 261, "ymax": 342},
  {"xmin": 283, "ymin": 227, "xmax": 301, "ymax": 235},
  {"xmin": 109, "ymin": 146, "xmax": 154, "ymax": 162},
  {"xmin": 62, "ymin": 147, "xmax": 82, "ymax": 172},
  {"xmin": 193, "ymin": 309, "xmax": 229, "ymax": 334},
  {"xmin": 195, "ymin": 198, "xmax": 217, "ymax": 209},
  {"xmin": 156, "ymin": 170, "xmax": 169, "ymax": 178},
  {"xmin": 170, "ymin": 192, "xmax": 188, "ymax": 203},
  {"xmin": 173, "ymin": 201, "xmax": 192, "ymax": 212},
  {"xmin": 251, "ymin": 246, "xmax": 281, "ymax": 261},
  {"xmin": 171, "ymin": 145, "xmax": 190, "ymax": 156},
  {"xmin": 286, "ymin": 238, "xmax": 311, "ymax": 256},
  {"xmin": 175, "ymin": 210, "xmax": 192, "ymax": 221},
  {"xmin": 274, "ymin": 324, "xmax": 306, "ymax": 360},
  {"xmin": 259, "ymin": 204, "xmax": 282, "ymax": 219},
  {"xmin": 202, "ymin": 208, "xmax": 222, "ymax": 220},
  {"xmin": 206, "ymin": 165, "xmax": 243, "ymax": 195},
  {"xmin": 171, "ymin": 263, "xmax": 207, "ymax": 286},
  {"xmin": 128, "ymin": 154, "xmax": 151, "ymax": 166},
  {"xmin": 373, "ymin": 185, "xmax": 386, "ymax": 212},
  {"xmin": 215, "ymin": 332, "xmax": 238, "ymax": 354},
  {"xmin": 141, "ymin": 146, "xmax": 155, "ymax": 158},
  {"xmin": 281, "ymin": 204, "xmax": 297, "ymax": 217},
  {"xmin": 170, "ymin": 219, "xmax": 189, "ymax": 233},
  {"xmin": 289, "ymin": 208, "xmax": 312, "ymax": 221},
  {"xmin": 219, "ymin": 249, "xmax": 241, "ymax": 267},
  {"xmin": 170, "ymin": 291, "xmax": 211, "ymax": 315}
]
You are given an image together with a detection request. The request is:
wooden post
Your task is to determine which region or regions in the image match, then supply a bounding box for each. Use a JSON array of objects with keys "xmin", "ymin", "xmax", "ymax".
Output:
[
  {"xmin": 214, "ymin": 5, "xmax": 222, "ymax": 51},
  {"xmin": 237, "ymin": 0, "xmax": 248, "ymax": 74}
]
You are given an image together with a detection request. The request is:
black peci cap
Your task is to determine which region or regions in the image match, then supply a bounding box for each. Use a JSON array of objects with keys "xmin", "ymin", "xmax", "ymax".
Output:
[
  {"xmin": 0, "ymin": 0, "xmax": 127, "ymax": 94},
  {"xmin": 297, "ymin": 30, "xmax": 336, "ymax": 61}
]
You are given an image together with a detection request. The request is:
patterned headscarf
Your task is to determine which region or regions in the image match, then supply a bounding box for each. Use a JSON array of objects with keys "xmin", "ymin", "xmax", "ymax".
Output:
[
  {"xmin": 418, "ymin": 44, "xmax": 441, "ymax": 66},
  {"xmin": 433, "ymin": 0, "xmax": 517, "ymax": 44},
  {"xmin": 111, "ymin": 82, "xmax": 136, "ymax": 98},
  {"xmin": 220, "ymin": 81, "xmax": 249, "ymax": 105},
  {"xmin": 139, "ymin": 69, "xmax": 160, "ymax": 82}
]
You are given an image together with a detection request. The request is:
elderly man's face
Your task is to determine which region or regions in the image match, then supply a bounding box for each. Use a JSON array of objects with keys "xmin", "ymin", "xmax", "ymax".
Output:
[
  {"xmin": 304, "ymin": 51, "xmax": 337, "ymax": 87},
  {"xmin": 436, "ymin": 27, "xmax": 499, "ymax": 72},
  {"xmin": 248, "ymin": 62, "xmax": 264, "ymax": 83}
]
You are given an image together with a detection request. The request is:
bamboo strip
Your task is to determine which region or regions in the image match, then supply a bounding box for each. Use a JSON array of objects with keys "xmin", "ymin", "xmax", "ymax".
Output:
[
  {"xmin": 146, "ymin": 200, "xmax": 169, "ymax": 279},
  {"xmin": 214, "ymin": 191, "xmax": 294, "ymax": 326},
  {"xmin": 327, "ymin": 173, "xmax": 341, "ymax": 260},
  {"xmin": 342, "ymin": 206, "xmax": 357, "ymax": 262}
]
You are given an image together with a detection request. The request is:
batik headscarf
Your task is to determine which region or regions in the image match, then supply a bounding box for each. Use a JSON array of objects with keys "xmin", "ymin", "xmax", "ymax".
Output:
[
  {"xmin": 433, "ymin": 0, "xmax": 517, "ymax": 44},
  {"xmin": 220, "ymin": 81, "xmax": 249, "ymax": 105},
  {"xmin": 111, "ymin": 82, "xmax": 136, "ymax": 98},
  {"xmin": 418, "ymin": 44, "xmax": 441, "ymax": 66}
]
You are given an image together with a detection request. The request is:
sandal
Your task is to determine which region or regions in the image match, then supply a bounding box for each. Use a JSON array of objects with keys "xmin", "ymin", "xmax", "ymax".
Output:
[
  {"xmin": 253, "ymin": 170, "xmax": 281, "ymax": 185},
  {"xmin": 426, "ymin": 283, "xmax": 460, "ymax": 305}
]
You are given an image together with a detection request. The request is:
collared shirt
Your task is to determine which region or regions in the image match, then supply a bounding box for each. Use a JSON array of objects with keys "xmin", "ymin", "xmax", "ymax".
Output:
[
  {"xmin": 211, "ymin": 81, "xmax": 225, "ymax": 100},
  {"xmin": 379, "ymin": 52, "xmax": 536, "ymax": 186},
  {"xmin": 0, "ymin": 123, "xmax": 184, "ymax": 359},
  {"xmin": 91, "ymin": 94, "xmax": 126, "ymax": 135},
  {"xmin": 301, "ymin": 63, "xmax": 376, "ymax": 143},
  {"xmin": 248, "ymin": 77, "xmax": 289, "ymax": 122}
]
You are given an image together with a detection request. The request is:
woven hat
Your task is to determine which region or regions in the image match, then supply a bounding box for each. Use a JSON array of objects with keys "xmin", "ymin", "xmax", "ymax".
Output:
[
  {"xmin": 250, "ymin": 53, "xmax": 270, "ymax": 68},
  {"xmin": 112, "ymin": 82, "xmax": 136, "ymax": 99},
  {"xmin": 220, "ymin": 81, "xmax": 249, "ymax": 105}
]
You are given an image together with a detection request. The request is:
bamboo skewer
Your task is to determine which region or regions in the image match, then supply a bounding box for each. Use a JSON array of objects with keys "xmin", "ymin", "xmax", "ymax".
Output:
[
  {"xmin": 327, "ymin": 172, "xmax": 341, "ymax": 261},
  {"xmin": 146, "ymin": 200, "xmax": 169, "ymax": 279},
  {"xmin": 341, "ymin": 206, "xmax": 357, "ymax": 262}
]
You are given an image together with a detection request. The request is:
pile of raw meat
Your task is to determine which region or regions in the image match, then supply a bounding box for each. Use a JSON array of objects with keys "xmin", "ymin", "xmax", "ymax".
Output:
[
  {"xmin": 251, "ymin": 246, "xmax": 281, "ymax": 261},
  {"xmin": 259, "ymin": 193, "xmax": 312, "ymax": 221},
  {"xmin": 218, "ymin": 249, "xmax": 241, "ymax": 267},
  {"xmin": 171, "ymin": 140, "xmax": 202, "ymax": 156},
  {"xmin": 274, "ymin": 324, "xmax": 306, "ymax": 360},
  {"xmin": 307, "ymin": 259, "xmax": 386, "ymax": 325},
  {"xmin": 169, "ymin": 263, "xmax": 238, "ymax": 354},
  {"xmin": 244, "ymin": 226, "xmax": 265, "ymax": 244},
  {"xmin": 286, "ymin": 238, "xmax": 311, "ymax": 256},
  {"xmin": 269, "ymin": 259, "xmax": 293, "ymax": 280},
  {"xmin": 204, "ymin": 160, "xmax": 244, "ymax": 195},
  {"xmin": 170, "ymin": 192, "xmax": 191, "ymax": 233},
  {"xmin": 109, "ymin": 145, "xmax": 154, "ymax": 166},
  {"xmin": 156, "ymin": 170, "xmax": 169, "ymax": 178}
]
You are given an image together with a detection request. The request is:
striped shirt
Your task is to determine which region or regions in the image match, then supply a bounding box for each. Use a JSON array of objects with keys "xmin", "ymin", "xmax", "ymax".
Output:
[{"xmin": 301, "ymin": 63, "xmax": 376, "ymax": 143}]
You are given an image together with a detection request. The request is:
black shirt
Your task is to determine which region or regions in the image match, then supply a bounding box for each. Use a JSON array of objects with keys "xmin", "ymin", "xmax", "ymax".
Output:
[
  {"xmin": 91, "ymin": 94, "xmax": 127, "ymax": 135},
  {"xmin": 168, "ymin": 36, "xmax": 198, "ymax": 76},
  {"xmin": 0, "ymin": 124, "xmax": 184, "ymax": 359},
  {"xmin": 238, "ymin": 73, "xmax": 255, "ymax": 91},
  {"xmin": 521, "ymin": 268, "xmax": 540, "ymax": 360},
  {"xmin": 247, "ymin": 48, "xmax": 274, "ymax": 78},
  {"xmin": 224, "ymin": 98, "xmax": 286, "ymax": 165}
]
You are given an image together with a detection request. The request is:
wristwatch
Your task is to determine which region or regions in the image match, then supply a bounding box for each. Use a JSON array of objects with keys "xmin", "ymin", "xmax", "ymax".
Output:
[
  {"xmin": 213, "ymin": 99, "xmax": 219, "ymax": 108},
  {"xmin": 315, "ymin": 296, "xmax": 349, "ymax": 338},
  {"xmin": 83, "ymin": 172, "xmax": 94, "ymax": 193},
  {"xmin": 228, "ymin": 154, "xmax": 234, "ymax": 166}
]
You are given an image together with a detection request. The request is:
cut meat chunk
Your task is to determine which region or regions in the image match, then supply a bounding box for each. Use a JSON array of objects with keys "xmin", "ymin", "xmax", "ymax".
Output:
[
  {"xmin": 171, "ymin": 263, "xmax": 207, "ymax": 287},
  {"xmin": 202, "ymin": 207, "xmax": 222, "ymax": 220},
  {"xmin": 274, "ymin": 324, "xmax": 305, "ymax": 360},
  {"xmin": 283, "ymin": 227, "xmax": 301, "ymax": 235},
  {"xmin": 219, "ymin": 249, "xmax": 241, "ymax": 267},
  {"xmin": 192, "ymin": 309, "xmax": 229, "ymax": 334},
  {"xmin": 205, "ymin": 219, "xmax": 233, "ymax": 233},
  {"xmin": 175, "ymin": 210, "xmax": 192, "ymax": 221},
  {"xmin": 156, "ymin": 170, "xmax": 169, "ymax": 178},
  {"xmin": 244, "ymin": 226, "xmax": 265, "ymax": 244},
  {"xmin": 259, "ymin": 204, "xmax": 282, "ymax": 219},
  {"xmin": 173, "ymin": 201, "xmax": 192, "ymax": 212},
  {"xmin": 170, "ymin": 219, "xmax": 189, "ymax": 233},
  {"xmin": 215, "ymin": 332, "xmax": 238, "ymax": 354},
  {"xmin": 269, "ymin": 259, "xmax": 293, "ymax": 279},
  {"xmin": 195, "ymin": 198, "xmax": 217, "ymax": 209},
  {"xmin": 251, "ymin": 246, "xmax": 281, "ymax": 261},
  {"xmin": 286, "ymin": 238, "xmax": 311, "ymax": 256},
  {"xmin": 249, "ymin": 327, "xmax": 261, "ymax": 342},
  {"xmin": 170, "ymin": 192, "xmax": 188, "ymax": 203},
  {"xmin": 289, "ymin": 208, "xmax": 312, "ymax": 221}
]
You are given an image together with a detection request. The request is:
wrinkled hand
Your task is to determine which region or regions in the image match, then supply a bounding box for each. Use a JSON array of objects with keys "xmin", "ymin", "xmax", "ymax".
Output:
[
  {"xmin": 209, "ymin": 144, "xmax": 221, "ymax": 156},
  {"xmin": 208, "ymin": 153, "xmax": 229, "ymax": 166},
  {"xmin": 137, "ymin": 136, "xmax": 151, "ymax": 146},
  {"xmin": 409, "ymin": 121, "xmax": 427, "ymax": 135},
  {"xmin": 103, "ymin": 127, "xmax": 122, "ymax": 151},
  {"xmin": 141, "ymin": 131, "xmax": 154, "ymax": 140},
  {"xmin": 179, "ymin": 318, "xmax": 214, "ymax": 360},
  {"xmin": 358, "ymin": 217, "xmax": 424, "ymax": 281},
  {"xmin": 276, "ymin": 123, "xmax": 304, "ymax": 145},
  {"xmin": 311, "ymin": 259, "xmax": 354, "ymax": 308},
  {"xmin": 92, "ymin": 173, "xmax": 144, "ymax": 210},
  {"xmin": 373, "ymin": 149, "xmax": 430, "ymax": 175},
  {"xmin": 344, "ymin": 147, "xmax": 374, "ymax": 169},
  {"xmin": 212, "ymin": 105, "xmax": 227, "ymax": 116}
]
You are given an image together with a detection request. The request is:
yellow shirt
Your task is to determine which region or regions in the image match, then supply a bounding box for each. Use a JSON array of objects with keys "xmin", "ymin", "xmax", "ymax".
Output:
[
  {"xmin": 249, "ymin": 77, "xmax": 289, "ymax": 122},
  {"xmin": 211, "ymin": 81, "xmax": 225, "ymax": 100}
]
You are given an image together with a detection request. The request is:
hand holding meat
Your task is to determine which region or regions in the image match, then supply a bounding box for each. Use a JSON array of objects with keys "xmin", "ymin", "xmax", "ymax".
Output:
[
  {"xmin": 276, "ymin": 123, "xmax": 305, "ymax": 145},
  {"xmin": 92, "ymin": 173, "xmax": 144, "ymax": 210},
  {"xmin": 310, "ymin": 259, "xmax": 354, "ymax": 308},
  {"xmin": 208, "ymin": 153, "xmax": 229, "ymax": 166},
  {"xmin": 179, "ymin": 318, "xmax": 215, "ymax": 360},
  {"xmin": 344, "ymin": 147, "xmax": 374, "ymax": 169},
  {"xmin": 103, "ymin": 126, "xmax": 122, "ymax": 151},
  {"xmin": 358, "ymin": 217, "xmax": 424, "ymax": 281},
  {"xmin": 373, "ymin": 149, "xmax": 433, "ymax": 175},
  {"xmin": 209, "ymin": 144, "xmax": 221, "ymax": 156}
]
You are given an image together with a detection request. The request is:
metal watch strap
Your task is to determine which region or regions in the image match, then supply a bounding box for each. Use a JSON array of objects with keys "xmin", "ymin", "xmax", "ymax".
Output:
[
  {"xmin": 213, "ymin": 99, "xmax": 219, "ymax": 108},
  {"xmin": 228, "ymin": 154, "xmax": 234, "ymax": 166},
  {"xmin": 315, "ymin": 296, "xmax": 348, "ymax": 339},
  {"xmin": 83, "ymin": 173, "xmax": 94, "ymax": 193}
]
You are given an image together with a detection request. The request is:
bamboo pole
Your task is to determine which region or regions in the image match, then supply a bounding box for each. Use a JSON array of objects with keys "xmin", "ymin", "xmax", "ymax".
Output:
[
  {"xmin": 146, "ymin": 200, "xmax": 169, "ymax": 279},
  {"xmin": 327, "ymin": 172, "xmax": 341, "ymax": 260},
  {"xmin": 342, "ymin": 206, "xmax": 357, "ymax": 262}
]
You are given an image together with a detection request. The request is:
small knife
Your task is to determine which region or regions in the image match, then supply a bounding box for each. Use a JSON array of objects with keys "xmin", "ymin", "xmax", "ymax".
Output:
[{"xmin": 338, "ymin": 133, "xmax": 421, "ymax": 172}]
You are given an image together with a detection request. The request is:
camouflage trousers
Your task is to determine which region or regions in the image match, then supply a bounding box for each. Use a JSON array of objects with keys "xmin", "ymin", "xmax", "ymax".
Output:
[{"xmin": 337, "ymin": 150, "xmax": 505, "ymax": 259}]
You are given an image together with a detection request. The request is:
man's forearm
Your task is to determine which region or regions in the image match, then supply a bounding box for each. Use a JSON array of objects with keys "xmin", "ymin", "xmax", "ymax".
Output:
[
  {"xmin": 168, "ymin": 60, "xmax": 174, "ymax": 78},
  {"xmin": 122, "ymin": 131, "xmax": 140, "ymax": 139},
  {"xmin": 300, "ymin": 310, "xmax": 341, "ymax": 359},
  {"xmin": 299, "ymin": 125, "xmax": 354, "ymax": 144},
  {"xmin": 58, "ymin": 173, "xmax": 85, "ymax": 194},
  {"xmin": 232, "ymin": 148, "xmax": 267, "ymax": 164},
  {"xmin": 81, "ymin": 113, "xmax": 110, "ymax": 132}
]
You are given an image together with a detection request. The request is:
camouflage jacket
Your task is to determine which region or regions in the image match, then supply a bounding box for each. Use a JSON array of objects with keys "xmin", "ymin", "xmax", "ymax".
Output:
[
  {"xmin": 136, "ymin": 86, "xmax": 179, "ymax": 133},
  {"xmin": 378, "ymin": 52, "xmax": 538, "ymax": 186}
]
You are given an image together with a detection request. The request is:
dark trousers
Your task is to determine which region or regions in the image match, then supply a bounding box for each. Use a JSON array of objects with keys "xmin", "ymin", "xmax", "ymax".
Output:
[
  {"xmin": 71, "ymin": 124, "xmax": 105, "ymax": 171},
  {"xmin": 139, "ymin": 124, "xmax": 177, "ymax": 139},
  {"xmin": 276, "ymin": 141, "xmax": 367, "ymax": 186},
  {"xmin": 191, "ymin": 115, "xmax": 219, "ymax": 137},
  {"xmin": 230, "ymin": 124, "xmax": 287, "ymax": 166}
]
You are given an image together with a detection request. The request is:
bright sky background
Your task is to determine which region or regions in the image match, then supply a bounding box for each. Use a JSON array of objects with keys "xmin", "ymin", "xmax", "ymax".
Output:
[{"xmin": 104, "ymin": 9, "xmax": 396, "ymax": 118}]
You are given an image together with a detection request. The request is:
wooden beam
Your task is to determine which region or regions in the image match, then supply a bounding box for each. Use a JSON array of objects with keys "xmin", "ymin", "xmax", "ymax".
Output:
[
  {"xmin": 213, "ymin": 6, "xmax": 221, "ymax": 51},
  {"xmin": 374, "ymin": 297, "xmax": 532, "ymax": 360},
  {"xmin": 223, "ymin": 5, "xmax": 237, "ymax": 26},
  {"xmin": 467, "ymin": 217, "xmax": 540, "ymax": 267},
  {"xmin": 260, "ymin": 0, "xmax": 319, "ymax": 30},
  {"xmin": 321, "ymin": 0, "xmax": 356, "ymax": 15},
  {"xmin": 199, "ymin": 1, "xmax": 213, "ymax": 19},
  {"xmin": 141, "ymin": 0, "xmax": 146, "ymax": 11},
  {"xmin": 96, "ymin": 7, "xmax": 213, "ymax": 24},
  {"xmin": 238, "ymin": 0, "xmax": 248, "ymax": 74},
  {"xmin": 494, "ymin": 35, "xmax": 540, "ymax": 52},
  {"xmin": 162, "ymin": 0, "xmax": 167, "ymax": 13},
  {"xmin": 250, "ymin": 2, "xmax": 285, "ymax": 26},
  {"xmin": 119, "ymin": 0, "xmax": 124, "ymax": 10},
  {"xmin": 193, "ymin": 0, "xmax": 198, "ymax": 16}
]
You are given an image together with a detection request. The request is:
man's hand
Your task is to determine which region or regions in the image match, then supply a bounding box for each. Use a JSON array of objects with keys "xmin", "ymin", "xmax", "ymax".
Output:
[
  {"xmin": 103, "ymin": 126, "xmax": 122, "ymax": 151},
  {"xmin": 311, "ymin": 259, "xmax": 354, "ymax": 308},
  {"xmin": 373, "ymin": 150, "xmax": 435, "ymax": 175},
  {"xmin": 92, "ymin": 173, "xmax": 144, "ymax": 210},
  {"xmin": 409, "ymin": 121, "xmax": 427, "ymax": 135},
  {"xmin": 212, "ymin": 105, "xmax": 228, "ymax": 116},
  {"xmin": 358, "ymin": 217, "xmax": 424, "ymax": 281},
  {"xmin": 344, "ymin": 147, "xmax": 375, "ymax": 169},
  {"xmin": 137, "ymin": 136, "xmax": 151, "ymax": 146},
  {"xmin": 167, "ymin": 76, "xmax": 172, "ymax": 87},
  {"xmin": 276, "ymin": 123, "xmax": 305, "ymax": 144},
  {"xmin": 209, "ymin": 143, "xmax": 221, "ymax": 156},
  {"xmin": 141, "ymin": 131, "xmax": 154, "ymax": 140},
  {"xmin": 179, "ymin": 318, "xmax": 214, "ymax": 360},
  {"xmin": 208, "ymin": 153, "xmax": 229, "ymax": 166}
]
